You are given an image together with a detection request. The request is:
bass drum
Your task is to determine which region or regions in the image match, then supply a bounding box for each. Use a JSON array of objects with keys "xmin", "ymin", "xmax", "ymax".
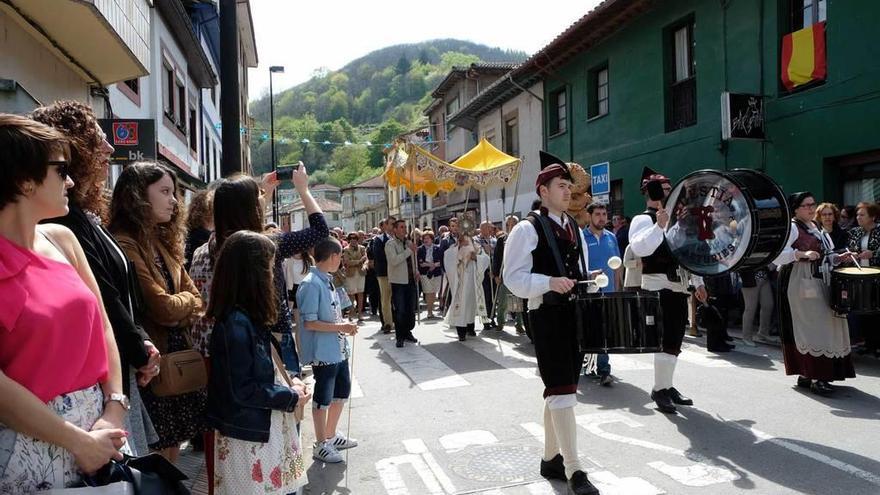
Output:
[
  {"xmin": 664, "ymin": 169, "xmax": 790, "ymax": 277},
  {"xmin": 577, "ymin": 291, "xmax": 663, "ymax": 354}
]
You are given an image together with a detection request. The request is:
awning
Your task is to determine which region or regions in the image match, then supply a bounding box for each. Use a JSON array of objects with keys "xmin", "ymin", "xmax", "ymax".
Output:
[{"xmin": 384, "ymin": 138, "xmax": 521, "ymax": 196}]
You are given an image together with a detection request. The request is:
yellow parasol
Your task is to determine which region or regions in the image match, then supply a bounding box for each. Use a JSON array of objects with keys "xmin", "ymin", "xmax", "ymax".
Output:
[{"xmin": 384, "ymin": 138, "xmax": 521, "ymax": 196}]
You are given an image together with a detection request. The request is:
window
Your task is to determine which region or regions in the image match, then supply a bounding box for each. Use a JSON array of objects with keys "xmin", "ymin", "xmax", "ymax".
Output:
[
  {"xmin": 189, "ymin": 108, "xmax": 197, "ymax": 151},
  {"xmin": 504, "ymin": 116, "xmax": 519, "ymax": 157},
  {"xmin": 588, "ymin": 65, "xmax": 609, "ymax": 119},
  {"xmin": 162, "ymin": 64, "xmax": 174, "ymax": 118},
  {"xmin": 549, "ymin": 88, "xmax": 567, "ymax": 135},
  {"xmin": 483, "ymin": 128, "xmax": 496, "ymax": 146},
  {"xmin": 123, "ymin": 78, "xmax": 139, "ymax": 95},
  {"xmin": 791, "ymin": 0, "xmax": 826, "ymax": 31},
  {"xmin": 445, "ymin": 96, "xmax": 459, "ymax": 116},
  {"xmin": 177, "ymin": 82, "xmax": 186, "ymax": 130},
  {"xmin": 367, "ymin": 193, "xmax": 382, "ymax": 204},
  {"xmin": 666, "ymin": 18, "xmax": 697, "ymax": 131}
]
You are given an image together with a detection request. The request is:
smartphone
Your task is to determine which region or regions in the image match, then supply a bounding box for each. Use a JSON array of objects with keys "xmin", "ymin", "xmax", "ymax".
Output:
[
  {"xmin": 646, "ymin": 180, "xmax": 666, "ymax": 202},
  {"xmin": 276, "ymin": 163, "xmax": 299, "ymax": 180}
]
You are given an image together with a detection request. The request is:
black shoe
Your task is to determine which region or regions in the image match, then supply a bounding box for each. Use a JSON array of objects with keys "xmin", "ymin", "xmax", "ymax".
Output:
[
  {"xmin": 468, "ymin": 329, "xmax": 477, "ymax": 336},
  {"xmin": 539, "ymin": 454, "xmax": 566, "ymax": 481},
  {"xmin": 796, "ymin": 376, "xmax": 812, "ymax": 389},
  {"xmin": 651, "ymin": 388, "xmax": 677, "ymax": 414},
  {"xmin": 404, "ymin": 336, "xmax": 418, "ymax": 344},
  {"xmin": 724, "ymin": 336, "xmax": 734, "ymax": 343},
  {"xmin": 668, "ymin": 387, "xmax": 693, "ymax": 406},
  {"xmin": 811, "ymin": 380, "xmax": 834, "ymax": 396},
  {"xmin": 396, "ymin": 341, "xmax": 404, "ymax": 348},
  {"xmin": 567, "ymin": 470, "xmax": 600, "ymax": 495},
  {"xmin": 458, "ymin": 336, "xmax": 466, "ymax": 342}
]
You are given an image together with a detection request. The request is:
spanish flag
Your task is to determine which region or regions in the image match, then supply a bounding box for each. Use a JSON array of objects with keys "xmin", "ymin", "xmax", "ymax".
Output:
[{"xmin": 781, "ymin": 21, "xmax": 827, "ymax": 91}]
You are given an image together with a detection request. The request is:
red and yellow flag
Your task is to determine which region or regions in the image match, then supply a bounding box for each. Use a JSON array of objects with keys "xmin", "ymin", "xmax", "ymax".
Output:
[{"xmin": 781, "ymin": 21, "xmax": 827, "ymax": 91}]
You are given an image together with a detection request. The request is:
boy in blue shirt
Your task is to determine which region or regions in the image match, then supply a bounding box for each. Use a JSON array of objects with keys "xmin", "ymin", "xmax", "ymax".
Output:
[{"xmin": 297, "ymin": 238, "xmax": 360, "ymax": 463}]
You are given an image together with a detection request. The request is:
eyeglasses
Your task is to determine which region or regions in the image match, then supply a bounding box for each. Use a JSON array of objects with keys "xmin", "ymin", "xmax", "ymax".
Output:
[{"xmin": 48, "ymin": 160, "xmax": 70, "ymax": 180}]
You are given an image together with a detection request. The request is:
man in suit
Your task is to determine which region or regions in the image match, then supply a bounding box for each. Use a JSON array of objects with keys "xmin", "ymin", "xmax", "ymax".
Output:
[
  {"xmin": 372, "ymin": 217, "xmax": 396, "ymax": 333},
  {"xmin": 385, "ymin": 219, "xmax": 419, "ymax": 347}
]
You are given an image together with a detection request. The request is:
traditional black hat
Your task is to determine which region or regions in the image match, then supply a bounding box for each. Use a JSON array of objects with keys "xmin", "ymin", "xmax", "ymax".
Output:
[
  {"xmin": 535, "ymin": 150, "xmax": 573, "ymax": 193},
  {"xmin": 640, "ymin": 166, "xmax": 670, "ymax": 191}
]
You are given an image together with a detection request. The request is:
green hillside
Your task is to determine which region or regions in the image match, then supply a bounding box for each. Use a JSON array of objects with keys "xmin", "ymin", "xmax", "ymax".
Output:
[{"xmin": 248, "ymin": 39, "xmax": 526, "ymax": 187}]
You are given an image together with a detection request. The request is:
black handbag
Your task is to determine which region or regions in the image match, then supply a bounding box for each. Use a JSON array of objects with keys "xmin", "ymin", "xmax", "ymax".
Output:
[{"xmin": 82, "ymin": 453, "xmax": 190, "ymax": 495}]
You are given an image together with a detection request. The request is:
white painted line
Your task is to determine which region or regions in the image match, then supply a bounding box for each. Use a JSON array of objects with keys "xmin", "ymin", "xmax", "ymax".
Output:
[
  {"xmin": 439, "ymin": 430, "xmax": 498, "ymax": 453},
  {"xmin": 350, "ymin": 377, "xmax": 364, "ymax": 398},
  {"xmin": 375, "ymin": 333, "xmax": 470, "ymax": 390},
  {"xmin": 525, "ymin": 480, "xmax": 556, "ymax": 494},
  {"xmin": 376, "ymin": 454, "xmax": 444, "ymax": 495},
  {"xmin": 590, "ymin": 471, "xmax": 666, "ymax": 495},
  {"xmin": 676, "ymin": 346, "xmax": 735, "ymax": 368},
  {"xmin": 603, "ymin": 355, "xmax": 653, "ymax": 371},
  {"xmin": 460, "ymin": 333, "xmax": 540, "ymax": 379},
  {"xmin": 576, "ymin": 412, "xmax": 740, "ymax": 486},
  {"xmin": 718, "ymin": 413, "xmax": 880, "ymax": 487},
  {"xmin": 403, "ymin": 438, "xmax": 457, "ymax": 494}
]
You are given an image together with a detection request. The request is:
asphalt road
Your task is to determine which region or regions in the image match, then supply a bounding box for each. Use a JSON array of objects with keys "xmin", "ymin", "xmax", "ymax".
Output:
[{"xmin": 299, "ymin": 313, "xmax": 880, "ymax": 495}]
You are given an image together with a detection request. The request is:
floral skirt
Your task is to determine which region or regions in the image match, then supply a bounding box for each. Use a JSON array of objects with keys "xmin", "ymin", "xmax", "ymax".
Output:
[
  {"xmin": 214, "ymin": 369, "xmax": 306, "ymax": 495},
  {"xmin": 0, "ymin": 384, "xmax": 103, "ymax": 494}
]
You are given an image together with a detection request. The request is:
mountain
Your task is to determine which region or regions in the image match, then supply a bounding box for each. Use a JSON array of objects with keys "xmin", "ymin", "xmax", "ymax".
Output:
[{"xmin": 248, "ymin": 39, "xmax": 527, "ymax": 186}]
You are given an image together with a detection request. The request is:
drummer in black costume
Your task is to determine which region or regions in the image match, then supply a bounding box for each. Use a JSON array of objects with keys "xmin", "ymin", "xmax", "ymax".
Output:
[
  {"xmin": 629, "ymin": 167, "xmax": 708, "ymax": 414},
  {"xmin": 504, "ymin": 150, "xmax": 601, "ymax": 495}
]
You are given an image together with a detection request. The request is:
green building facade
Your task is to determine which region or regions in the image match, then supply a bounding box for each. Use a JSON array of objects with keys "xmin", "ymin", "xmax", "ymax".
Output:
[{"xmin": 541, "ymin": 0, "xmax": 880, "ymax": 217}]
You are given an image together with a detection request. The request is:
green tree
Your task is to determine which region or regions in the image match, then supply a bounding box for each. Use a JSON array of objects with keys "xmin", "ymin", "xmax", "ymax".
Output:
[{"xmin": 395, "ymin": 55, "xmax": 411, "ymax": 75}]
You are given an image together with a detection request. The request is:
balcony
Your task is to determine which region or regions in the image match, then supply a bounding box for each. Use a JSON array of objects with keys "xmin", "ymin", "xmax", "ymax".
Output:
[
  {"xmin": 399, "ymin": 199, "xmax": 423, "ymax": 219},
  {"xmin": 2, "ymin": 0, "xmax": 150, "ymax": 84}
]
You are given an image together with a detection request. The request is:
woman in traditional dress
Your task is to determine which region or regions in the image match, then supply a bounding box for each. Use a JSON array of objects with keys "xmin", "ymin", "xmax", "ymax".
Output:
[
  {"xmin": 443, "ymin": 233, "xmax": 490, "ymax": 341},
  {"xmin": 845, "ymin": 202, "xmax": 880, "ymax": 356},
  {"xmin": 775, "ymin": 192, "xmax": 855, "ymax": 396}
]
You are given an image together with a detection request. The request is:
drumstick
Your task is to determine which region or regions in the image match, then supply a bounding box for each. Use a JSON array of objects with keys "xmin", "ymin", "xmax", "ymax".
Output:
[{"xmin": 843, "ymin": 249, "xmax": 864, "ymax": 271}]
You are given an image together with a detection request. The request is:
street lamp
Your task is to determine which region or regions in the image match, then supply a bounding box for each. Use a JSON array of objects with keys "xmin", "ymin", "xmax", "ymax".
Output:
[{"xmin": 269, "ymin": 65, "xmax": 284, "ymax": 223}]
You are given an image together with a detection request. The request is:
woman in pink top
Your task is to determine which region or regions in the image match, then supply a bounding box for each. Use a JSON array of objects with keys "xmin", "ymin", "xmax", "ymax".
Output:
[{"xmin": 0, "ymin": 114, "xmax": 128, "ymax": 493}]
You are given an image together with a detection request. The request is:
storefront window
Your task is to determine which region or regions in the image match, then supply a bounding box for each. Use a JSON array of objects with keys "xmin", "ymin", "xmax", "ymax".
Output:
[{"xmin": 843, "ymin": 162, "xmax": 880, "ymax": 205}]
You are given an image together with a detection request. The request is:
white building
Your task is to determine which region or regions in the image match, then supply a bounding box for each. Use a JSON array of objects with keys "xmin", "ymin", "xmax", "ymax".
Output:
[
  {"xmin": 340, "ymin": 175, "xmax": 386, "ymax": 232},
  {"xmin": 108, "ymin": 0, "xmax": 218, "ymax": 193},
  {"xmin": 1, "ymin": 0, "xmax": 150, "ymax": 114},
  {"xmin": 448, "ymin": 78, "xmax": 544, "ymax": 228}
]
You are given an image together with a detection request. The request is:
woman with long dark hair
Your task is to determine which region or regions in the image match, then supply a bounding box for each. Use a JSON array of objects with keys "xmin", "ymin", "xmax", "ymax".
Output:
[
  {"xmin": 33, "ymin": 101, "xmax": 160, "ymax": 455},
  {"xmin": 109, "ymin": 161, "xmax": 205, "ymax": 461},
  {"xmin": 775, "ymin": 192, "xmax": 855, "ymax": 396}
]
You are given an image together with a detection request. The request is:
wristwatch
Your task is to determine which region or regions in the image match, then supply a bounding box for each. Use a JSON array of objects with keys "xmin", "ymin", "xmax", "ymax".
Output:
[{"xmin": 104, "ymin": 393, "xmax": 131, "ymax": 411}]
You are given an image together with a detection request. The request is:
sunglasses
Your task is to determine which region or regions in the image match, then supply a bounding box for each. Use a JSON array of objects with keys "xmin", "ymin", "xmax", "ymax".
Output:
[{"xmin": 48, "ymin": 160, "xmax": 70, "ymax": 180}]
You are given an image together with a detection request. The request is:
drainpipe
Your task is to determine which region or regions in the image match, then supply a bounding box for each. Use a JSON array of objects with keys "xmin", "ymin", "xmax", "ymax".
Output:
[{"xmin": 219, "ymin": 0, "xmax": 241, "ymax": 176}]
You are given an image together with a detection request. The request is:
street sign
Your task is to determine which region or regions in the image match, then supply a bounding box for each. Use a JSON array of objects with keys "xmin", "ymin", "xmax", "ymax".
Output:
[
  {"xmin": 590, "ymin": 162, "xmax": 610, "ymax": 196},
  {"xmin": 98, "ymin": 119, "xmax": 156, "ymax": 164},
  {"xmin": 721, "ymin": 92, "xmax": 765, "ymax": 140}
]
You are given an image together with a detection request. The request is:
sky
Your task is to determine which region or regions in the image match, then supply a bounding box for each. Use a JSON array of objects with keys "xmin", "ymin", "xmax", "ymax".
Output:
[{"xmin": 247, "ymin": 0, "xmax": 603, "ymax": 102}]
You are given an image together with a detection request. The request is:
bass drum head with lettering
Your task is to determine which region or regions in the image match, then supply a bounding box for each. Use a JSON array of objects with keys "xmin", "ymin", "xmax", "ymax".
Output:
[{"xmin": 664, "ymin": 169, "xmax": 789, "ymax": 277}]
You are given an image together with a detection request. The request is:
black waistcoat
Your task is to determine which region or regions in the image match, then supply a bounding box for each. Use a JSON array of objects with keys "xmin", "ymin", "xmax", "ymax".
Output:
[
  {"xmin": 526, "ymin": 211, "xmax": 585, "ymax": 304},
  {"xmin": 639, "ymin": 208, "xmax": 681, "ymax": 281}
]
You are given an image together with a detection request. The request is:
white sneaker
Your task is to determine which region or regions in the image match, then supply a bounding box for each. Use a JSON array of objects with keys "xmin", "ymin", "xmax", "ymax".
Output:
[
  {"xmin": 741, "ymin": 338, "xmax": 757, "ymax": 347},
  {"xmin": 313, "ymin": 440, "xmax": 343, "ymax": 463},
  {"xmin": 329, "ymin": 431, "xmax": 359, "ymax": 450}
]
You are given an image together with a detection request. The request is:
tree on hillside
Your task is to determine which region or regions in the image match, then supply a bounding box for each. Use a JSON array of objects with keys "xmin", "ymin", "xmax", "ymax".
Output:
[
  {"xmin": 440, "ymin": 52, "xmax": 481, "ymax": 71},
  {"xmin": 395, "ymin": 55, "xmax": 411, "ymax": 75},
  {"xmin": 368, "ymin": 120, "xmax": 406, "ymax": 168}
]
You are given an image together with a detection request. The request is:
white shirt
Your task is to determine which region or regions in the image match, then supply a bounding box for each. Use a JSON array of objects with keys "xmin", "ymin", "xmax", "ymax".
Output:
[
  {"xmin": 503, "ymin": 210, "xmax": 591, "ymax": 310},
  {"xmin": 629, "ymin": 212, "xmax": 703, "ymax": 293}
]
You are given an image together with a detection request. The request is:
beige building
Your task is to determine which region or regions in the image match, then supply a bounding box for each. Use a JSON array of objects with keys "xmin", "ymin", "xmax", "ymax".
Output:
[
  {"xmin": 340, "ymin": 175, "xmax": 387, "ymax": 232},
  {"xmin": 1, "ymin": 0, "xmax": 150, "ymax": 114}
]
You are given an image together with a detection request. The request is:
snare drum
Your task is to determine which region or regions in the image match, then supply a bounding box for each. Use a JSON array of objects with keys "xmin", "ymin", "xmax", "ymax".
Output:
[
  {"xmin": 830, "ymin": 266, "xmax": 880, "ymax": 314},
  {"xmin": 576, "ymin": 291, "xmax": 664, "ymax": 353}
]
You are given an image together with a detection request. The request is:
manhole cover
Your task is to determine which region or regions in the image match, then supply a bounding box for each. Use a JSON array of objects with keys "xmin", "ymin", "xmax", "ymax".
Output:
[{"xmin": 449, "ymin": 445, "xmax": 541, "ymax": 483}]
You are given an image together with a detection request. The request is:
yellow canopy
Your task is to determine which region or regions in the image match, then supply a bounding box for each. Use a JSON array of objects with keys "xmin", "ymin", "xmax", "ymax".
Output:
[{"xmin": 384, "ymin": 138, "xmax": 521, "ymax": 196}]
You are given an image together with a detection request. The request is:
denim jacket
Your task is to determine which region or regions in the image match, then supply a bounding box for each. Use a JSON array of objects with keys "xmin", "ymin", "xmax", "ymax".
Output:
[
  {"xmin": 207, "ymin": 309, "xmax": 298, "ymax": 443},
  {"xmin": 297, "ymin": 267, "xmax": 343, "ymax": 365}
]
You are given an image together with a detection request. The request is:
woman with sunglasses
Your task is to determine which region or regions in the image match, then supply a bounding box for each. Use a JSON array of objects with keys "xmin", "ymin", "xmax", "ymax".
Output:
[
  {"xmin": 0, "ymin": 114, "xmax": 128, "ymax": 492},
  {"xmin": 33, "ymin": 101, "xmax": 161, "ymax": 456},
  {"xmin": 774, "ymin": 192, "xmax": 855, "ymax": 396}
]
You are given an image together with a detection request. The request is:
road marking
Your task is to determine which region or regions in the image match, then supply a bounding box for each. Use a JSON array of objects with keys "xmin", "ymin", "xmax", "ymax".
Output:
[
  {"xmin": 404, "ymin": 438, "xmax": 457, "ymax": 494},
  {"xmin": 717, "ymin": 412, "xmax": 880, "ymax": 487},
  {"xmin": 376, "ymin": 454, "xmax": 445, "ymax": 495},
  {"xmin": 439, "ymin": 430, "xmax": 498, "ymax": 453},
  {"xmin": 460, "ymin": 333, "xmax": 540, "ymax": 379},
  {"xmin": 602, "ymin": 355, "xmax": 653, "ymax": 371},
  {"xmin": 350, "ymin": 377, "xmax": 364, "ymax": 398},
  {"xmin": 576, "ymin": 412, "xmax": 740, "ymax": 487},
  {"xmin": 676, "ymin": 346, "xmax": 736, "ymax": 368},
  {"xmin": 590, "ymin": 471, "xmax": 666, "ymax": 495},
  {"xmin": 374, "ymin": 334, "xmax": 470, "ymax": 390}
]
